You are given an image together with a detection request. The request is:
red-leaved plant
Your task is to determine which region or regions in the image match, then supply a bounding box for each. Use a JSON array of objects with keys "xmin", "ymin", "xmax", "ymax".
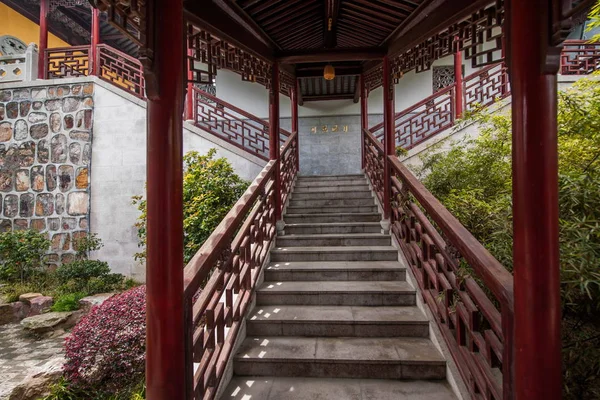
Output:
[{"xmin": 63, "ymin": 286, "xmax": 146, "ymax": 391}]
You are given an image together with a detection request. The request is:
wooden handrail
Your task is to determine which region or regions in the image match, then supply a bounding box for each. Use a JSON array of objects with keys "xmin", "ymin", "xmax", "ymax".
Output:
[
  {"xmin": 192, "ymin": 86, "xmax": 269, "ymax": 127},
  {"xmin": 388, "ymin": 155, "xmax": 514, "ymax": 311},
  {"xmin": 280, "ymin": 130, "xmax": 298, "ymax": 155},
  {"xmin": 364, "ymin": 128, "xmax": 384, "ymax": 153},
  {"xmin": 183, "ymin": 160, "xmax": 276, "ymax": 298}
]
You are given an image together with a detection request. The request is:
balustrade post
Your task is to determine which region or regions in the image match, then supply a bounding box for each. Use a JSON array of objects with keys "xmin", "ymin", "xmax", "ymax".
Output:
[
  {"xmin": 90, "ymin": 7, "xmax": 100, "ymax": 76},
  {"xmin": 186, "ymin": 48, "xmax": 194, "ymax": 121},
  {"xmin": 382, "ymin": 56, "xmax": 395, "ymax": 220},
  {"xmin": 360, "ymin": 74, "xmax": 368, "ymax": 169},
  {"xmin": 145, "ymin": 0, "xmax": 186, "ymax": 398},
  {"xmin": 38, "ymin": 0, "xmax": 48, "ymax": 79},
  {"xmin": 453, "ymin": 37, "xmax": 463, "ymax": 119},
  {"xmin": 508, "ymin": 1, "xmax": 561, "ymax": 399},
  {"xmin": 269, "ymin": 63, "xmax": 282, "ymax": 222},
  {"xmin": 291, "ymin": 81, "xmax": 299, "ymax": 172}
]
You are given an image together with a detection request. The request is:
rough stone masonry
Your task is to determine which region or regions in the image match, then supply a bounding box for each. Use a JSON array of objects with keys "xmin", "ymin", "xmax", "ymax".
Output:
[{"xmin": 0, "ymin": 83, "xmax": 92, "ymax": 267}]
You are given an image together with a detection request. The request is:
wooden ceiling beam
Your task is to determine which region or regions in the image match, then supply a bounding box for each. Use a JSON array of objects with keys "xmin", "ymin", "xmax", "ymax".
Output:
[
  {"xmin": 353, "ymin": 76, "xmax": 360, "ymax": 103},
  {"xmin": 255, "ymin": 0, "xmax": 308, "ymax": 23},
  {"xmin": 324, "ymin": 0, "xmax": 341, "ymax": 48},
  {"xmin": 296, "ymin": 67, "xmax": 362, "ymax": 77},
  {"xmin": 218, "ymin": 0, "xmax": 281, "ymax": 50},
  {"xmin": 277, "ymin": 48, "xmax": 386, "ymax": 64},
  {"xmin": 344, "ymin": 2, "xmax": 405, "ymax": 23},
  {"xmin": 184, "ymin": 1, "xmax": 274, "ymax": 62},
  {"xmin": 351, "ymin": 0, "xmax": 409, "ymax": 18},
  {"xmin": 302, "ymin": 94, "xmax": 355, "ymax": 101}
]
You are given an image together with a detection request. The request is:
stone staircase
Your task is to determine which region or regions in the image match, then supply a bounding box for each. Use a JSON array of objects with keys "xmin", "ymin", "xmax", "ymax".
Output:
[{"xmin": 220, "ymin": 174, "xmax": 457, "ymax": 400}]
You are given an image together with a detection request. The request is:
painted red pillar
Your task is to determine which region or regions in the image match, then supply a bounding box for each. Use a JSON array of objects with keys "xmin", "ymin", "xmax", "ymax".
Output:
[
  {"xmin": 382, "ymin": 56, "xmax": 394, "ymax": 219},
  {"xmin": 509, "ymin": 1, "xmax": 561, "ymax": 399},
  {"xmin": 186, "ymin": 48, "xmax": 194, "ymax": 121},
  {"xmin": 453, "ymin": 37, "xmax": 463, "ymax": 119},
  {"xmin": 291, "ymin": 81, "xmax": 299, "ymax": 172},
  {"xmin": 90, "ymin": 7, "xmax": 100, "ymax": 76},
  {"xmin": 269, "ymin": 63, "xmax": 281, "ymax": 220},
  {"xmin": 38, "ymin": 0, "xmax": 48, "ymax": 79},
  {"xmin": 145, "ymin": 0, "xmax": 185, "ymax": 398},
  {"xmin": 360, "ymin": 74, "xmax": 367, "ymax": 169}
]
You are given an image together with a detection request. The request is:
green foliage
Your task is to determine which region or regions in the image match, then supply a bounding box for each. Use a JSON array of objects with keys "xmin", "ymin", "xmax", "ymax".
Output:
[
  {"xmin": 133, "ymin": 149, "xmax": 249, "ymax": 264},
  {"xmin": 588, "ymin": 1, "xmax": 600, "ymax": 42},
  {"xmin": 43, "ymin": 378, "xmax": 145, "ymax": 400},
  {"xmin": 0, "ymin": 230, "xmax": 51, "ymax": 283},
  {"xmin": 418, "ymin": 76, "xmax": 600, "ymax": 398},
  {"xmin": 73, "ymin": 233, "xmax": 103, "ymax": 260},
  {"xmin": 51, "ymin": 292, "xmax": 86, "ymax": 312}
]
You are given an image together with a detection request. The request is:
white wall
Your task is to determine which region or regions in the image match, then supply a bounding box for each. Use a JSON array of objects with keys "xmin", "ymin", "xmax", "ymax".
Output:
[{"xmin": 91, "ymin": 79, "xmax": 264, "ymax": 280}]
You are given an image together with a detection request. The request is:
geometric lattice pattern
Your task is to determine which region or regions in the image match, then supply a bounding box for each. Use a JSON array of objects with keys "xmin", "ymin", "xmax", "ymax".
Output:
[
  {"xmin": 45, "ymin": 46, "xmax": 90, "ymax": 78},
  {"xmin": 97, "ymin": 44, "xmax": 145, "ymax": 98}
]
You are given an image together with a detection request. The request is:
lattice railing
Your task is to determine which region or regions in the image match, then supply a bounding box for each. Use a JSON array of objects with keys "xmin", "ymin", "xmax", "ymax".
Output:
[
  {"xmin": 192, "ymin": 87, "xmax": 289, "ymax": 161},
  {"xmin": 97, "ymin": 44, "xmax": 145, "ymax": 98},
  {"xmin": 560, "ymin": 39, "xmax": 600, "ymax": 75},
  {"xmin": 183, "ymin": 132, "xmax": 299, "ymax": 399},
  {"xmin": 371, "ymin": 85, "xmax": 455, "ymax": 150},
  {"xmin": 45, "ymin": 46, "xmax": 90, "ymax": 78},
  {"xmin": 362, "ymin": 137, "xmax": 514, "ymax": 400},
  {"xmin": 464, "ymin": 63, "xmax": 510, "ymax": 111}
]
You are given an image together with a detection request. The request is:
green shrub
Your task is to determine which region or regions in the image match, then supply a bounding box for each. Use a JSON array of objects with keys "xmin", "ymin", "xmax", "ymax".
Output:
[
  {"xmin": 0, "ymin": 230, "xmax": 51, "ymax": 283},
  {"xmin": 133, "ymin": 149, "xmax": 249, "ymax": 264},
  {"xmin": 52, "ymin": 292, "xmax": 86, "ymax": 312},
  {"xmin": 418, "ymin": 76, "xmax": 600, "ymax": 398}
]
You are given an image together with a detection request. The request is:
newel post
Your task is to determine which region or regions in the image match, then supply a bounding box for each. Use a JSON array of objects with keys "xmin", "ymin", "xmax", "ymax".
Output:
[
  {"xmin": 508, "ymin": 0, "xmax": 561, "ymax": 399},
  {"xmin": 453, "ymin": 36, "xmax": 464, "ymax": 119},
  {"xmin": 186, "ymin": 48, "xmax": 194, "ymax": 121},
  {"xmin": 145, "ymin": 0, "xmax": 186, "ymax": 398},
  {"xmin": 360, "ymin": 74, "xmax": 368, "ymax": 169},
  {"xmin": 38, "ymin": 0, "xmax": 48, "ymax": 79},
  {"xmin": 291, "ymin": 80, "xmax": 299, "ymax": 172},
  {"xmin": 90, "ymin": 6, "xmax": 100, "ymax": 76},
  {"xmin": 269, "ymin": 63, "xmax": 282, "ymax": 221},
  {"xmin": 382, "ymin": 56, "xmax": 395, "ymax": 220}
]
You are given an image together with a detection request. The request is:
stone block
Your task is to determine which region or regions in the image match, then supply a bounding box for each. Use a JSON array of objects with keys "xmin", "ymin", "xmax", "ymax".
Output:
[
  {"xmin": 3, "ymin": 194, "xmax": 18, "ymax": 217},
  {"xmin": 29, "ymin": 296, "xmax": 54, "ymax": 316},
  {"xmin": 31, "ymin": 88, "xmax": 47, "ymax": 99},
  {"xmin": 61, "ymin": 253, "xmax": 75, "ymax": 264},
  {"xmin": 19, "ymin": 101, "xmax": 31, "ymax": 117},
  {"xmin": 30, "ymin": 123, "xmax": 49, "ymax": 139},
  {"xmin": 79, "ymin": 217, "xmax": 88, "ymax": 229},
  {"xmin": 19, "ymin": 293, "xmax": 43, "ymax": 304},
  {"xmin": 0, "ymin": 219, "xmax": 11, "ymax": 232},
  {"xmin": 13, "ymin": 89, "xmax": 30, "ymax": 100},
  {"xmin": 83, "ymin": 97, "xmax": 94, "ymax": 108},
  {"xmin": 35, "ymin": 193, "xmax": 54, "ymax": 216},
  {"xmin": 31, "ymin": 166, "xmax": 44, "ymax": 192},
  {"xmin": 71, "ymin": 85, "xmax": 82, "ymax": 95},
  {"xmin": 67, "ymin": 192, "xmax": 89, "ymax": 215},
  {"xmin": 63, "ymin": 114, "xmax": 74, "ymax": 129},
  {"xmin": 0, "ymin": 302, "xmax": 26, "ymax": 324},
  {"xmin": 62, "ymin": 217, "xmax": 76, "ymax": 230},
  {"xmin": 56, "ymin": 86, "xmax": 70, "ymax": 97},
  {"xmin": 69, "ymin": 143, "xmax": 81, "ymax": 164},
  {"xmin": 6, "ymin": 102, "xmax": 18, "ymax": 119},
  {"xmin": 0, "ymin": 171, "xmax": 12, "ymax": 192},
  {"xmin": 16, "ymin": 169, "xmax": 30, "ymax": 191},
  {"xmin": 32, "ymin": 101, "xmax": 43, "ymax": 110},
  {"xmin": 82, "ymin": 83, "xmax": 94, "ymax": 95},
  {"xmin": 55, "ymin": 193, "xmax": 65, "ymax": 214},
  {"xmin": 14, "ymin": 119, "xmax": 28, "ymax": 140},
  {"xmin": 44, "ymin": 99, "xmax": 61, "ymax": 112},
  {"xmin": 58, "ymin": 165, "xmax": 74, "ymax": 192},
  {"xmin": 14, "ymin": 219, "xmax": 28, "ymax": 230},
  {"xmin": 62, "ymin": 97, "xmax": 80, "ymax": 113},
  {"xmin": 27, "ymin": 112, "xmax": 47, "ymax": 124},
  {"xmin": 47, "ymin": 218, "xmax": 60, "ymax": 231},
  {"xmin": 19, "ymin": 193, "xmax": 34, "ymax": 217},
  {"xmin": 0, "ymin": 104, "xmax": 4, "ymax": 121},
  {"xmin": 75, "ymin": 109, "xmax": 92, "ymax": 130},
  {"xmin": 50, "ymin": 112, "xmax": 61, "ymax": 133},
  {"xmin": 30, "ymin": 218, "xmax": 46, "ymax": 231},
  {"xmin": 21, "ymin": 311, "xmax": 75, "ymax": 333},
  {"xmin": 79, "ymin": 293, "xmax": 115, "ymax": 312},
  {"xmin": 45, "ymin": 165, "xmax": 56, "ymax": 191},
  {"xmin": 38, "ymin": 139, "xmax": 49, "ymax": 163},
  {"xmin": 69, "ymin": 130, "xmax": 90, "ymax": 141},
  {"xmin": 50, "ymin": 134, "xmax": 67, "ymax": 163},
  {"xmin": 0, "ymin": 122, "xmax": 13, "ymax": 142},
  {"xmin": 75, "ymin": 167, "xmax": 88, "ymax": 188},
  {"xmin": 0, "ymin": 90, "xmax": 11, "ymax": 102},
  {"xmin": 51, "ymin": 233, "xmax": 70, "ymax": 251},
  {"xmin": 18, "ymin": 141, "xmax": 35, "ymax": 167},
  {"xmin": 82, "ymin": 144, "xmax": 91, "ymax": 165}
]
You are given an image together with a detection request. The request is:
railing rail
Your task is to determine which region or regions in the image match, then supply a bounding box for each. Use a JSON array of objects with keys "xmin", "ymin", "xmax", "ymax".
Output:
[
  {"xmin": 560, "ymin": 39, "xmax": 600, "ymax": 75},
  {"xmin": 182, "ymin": 131, "xmax": 298, "ymax": 399},
  {"xmin": 362, "ymin": 130, "xmax": 514, "ymax": 399},
  {"xmin": 96, "ymin": 44, "xmax": 145, "ymax": 98}
]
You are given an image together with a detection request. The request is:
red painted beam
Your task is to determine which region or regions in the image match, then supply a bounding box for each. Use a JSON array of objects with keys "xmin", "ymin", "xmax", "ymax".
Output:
[
  {"xmin": 277, "ymin": 48, "xmax": 385, "ymax": 64},
  {"xmin": 90, "ymin": 6, "xmax": 100, "ymax": 76},
  {"xmin": 291, "ymin": 81, "xmax": 299, "ymax": 172},
  {"xmin": 453, "ymin": 37, "xmax": 463, "ymax": 119},
  {"xmin": 382, "ymin": 55, "xmax": 394, "ymax": 219},
  {"xmin": 269, "ymin": 63, "xmax": 281, "ymax": 221},
  {"xmin": 186, "ymin": 48, "xmax": 194, "ymax": 121},
  {"xmin": 509, "ymin": 1, "xmax": 561, "ymax": 399},
  {"xmin": 145, "ymin": 0, "xmax": 185, "ymax": 398},
  {"xmin": 360, "ymin": 74, "xmax": 367, "ymax": 169},
  {"xmin": 38, "ymin": 0, "xmax": 48, "ymax": 79}
]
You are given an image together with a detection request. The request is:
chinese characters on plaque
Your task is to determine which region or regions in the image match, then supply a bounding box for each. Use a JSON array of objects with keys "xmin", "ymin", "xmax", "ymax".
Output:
[{"xmin": 310, "ymin": 125, "xmax": 349, "ymax": 134}]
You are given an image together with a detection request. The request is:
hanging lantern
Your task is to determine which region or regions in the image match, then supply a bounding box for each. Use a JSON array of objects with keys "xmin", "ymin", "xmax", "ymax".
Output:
[{"xmin": 323, "ymin": 64, "xmax": 335, "ymax": 80}]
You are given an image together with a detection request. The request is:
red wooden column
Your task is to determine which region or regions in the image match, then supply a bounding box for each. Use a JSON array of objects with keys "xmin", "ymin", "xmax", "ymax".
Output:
[
  {"xmin": 145, "ymin": 0, "xmax": 185, "ymax": 398},
  {"xmin": 38, "ymin": 0, "xmax": 49, "ymax": 79},
  {"xmin": 382, "ymin": 56, "xmax": 395, "ymax": 219},
  {"xmin": 509, "ymin": 1, "xmax": 561, "ymax": 399},
  {"xmin": 186, "ymin": 48, "xmax": 194, "ymax": 121},
  {"xmin": 453, "ymin": 37, "xmax": 463, "ymax": 119},
  {"xmin": 291, "ymin": 80, "xmax": 299, "ymax": 172},
  {"xmin": 90, "ymin": 7, "xmax": 100, "ymax": 76},
  {"xmin": 269, "ymin": 63, "xmax": 281, "ymax": 220},
  {"xmin": 360, "ymin": 74, "xmax": 367, "ymax": 169}
]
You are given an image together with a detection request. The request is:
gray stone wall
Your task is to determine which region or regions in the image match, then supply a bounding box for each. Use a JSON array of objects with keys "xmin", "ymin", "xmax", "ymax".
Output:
[{"xmin": 0, "ymin": 84, "xmax": 92, "ymax": 267}]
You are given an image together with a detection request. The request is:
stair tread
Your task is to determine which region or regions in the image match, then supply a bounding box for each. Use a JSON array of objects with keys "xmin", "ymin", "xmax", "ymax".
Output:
[
  {"xmin": 257, "ymin": 280, "xmax": 414, "ymax": 294},
  {"xmin": 272, "ymin": 245, "xmax": 396, "ymax": 252},
  {"xmin": 221, "ymin": 376, "xmax": 456, "ymax": 400},
  {"xmin": 285, "ymin": 222, "xmax": 381, "ymax": 227},
  {"xmin": 267, "ymin": 261, "xmax": 404, "ymax": 271},
  {"xmin": 248, "ymin": 305, "xmax": 428, "ymax": 324},
  {"xmin": 279, "ymin": 233, "xmax": 389, "ymax": 239},
  {"xmin": 235, "ymin": 336, "xmax": 445, "ymax": 364}
]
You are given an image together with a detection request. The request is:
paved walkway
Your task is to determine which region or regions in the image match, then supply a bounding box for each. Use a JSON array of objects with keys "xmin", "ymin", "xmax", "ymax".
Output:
[{"xmin": 0, "ymin": 324, "xmax": 65, "ymax": 399}]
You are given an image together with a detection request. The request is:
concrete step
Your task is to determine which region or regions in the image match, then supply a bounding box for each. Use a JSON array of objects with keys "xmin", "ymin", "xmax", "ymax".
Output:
[
  {"xmin": 288, "ymin": 197, "xmax": 376, "ymax": 208},
  {"xmin": 298, "ymin": 174, "xmax": 365, "ymax": 181},
  {"xmin": 265, "ymin": 261, "xmax": 405, "ymax": 281},
  {"xmin": 291, "ymin": 190, "xmax": 373, "ymax": 200},
  {"xmin": 295, "ymin": 179, "xmax": 367, "ymax": 188},
  {"xmin": 284, "ymin": 212, "xmax": 381, "ymax": 223},
  {"xmin": 277, "ymin": 233, "xmax": 391, "ymax": 247},
  {"xmin": 285, "ymin": 222, "xmax": 382, "ymax": 235},
  {"xmin": 256, "ymin": 280, "xmax": 415, "ymax": 306},
  {"xmin": 247, "ymin": 305, "xmax": 429, "ymax": 337},
  {"xmin": 293, "ymin": 184, "xmax": 370, "ymax": 193},
  {"xmin": 233, "ymin": 336, "xmax": 446, "ymax": 380},
  {"xmin": 221, "ymin": 377, "xmax": 457, "ymax": 400},
  {"xmin": 286, "ymin": 205, "xmax": 379, "ymax": 214},
  {"xmin": 271, "ymin": 245, "xmax": 398, "ymax": 262}
]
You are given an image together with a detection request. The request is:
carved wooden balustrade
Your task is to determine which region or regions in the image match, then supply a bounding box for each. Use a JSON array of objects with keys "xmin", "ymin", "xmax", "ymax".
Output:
[
  {"xmin": 182, "ymin": 132, "xmax": 298, "ymax": 399},
  {"xmin": 45, "ymin": 46, "xmax": 91, "ymax": 79},
  {"xmin": 96, "ymin": 44, "xmax": 145, "ymax": 98},
  {"xmin": 463, "ymin": 63, "xmax": 510, "ymax": 111},
  {"xmin": 192, "ymin": 87, "xmax": 290, "ymax": 161},
  {"xmin": 560, "ymin": 39, "xmax": 600, "ymax": 75},
  {"xmin": 363, "ymin": 132, "xmax": 514, "ymax": 399},
  {"xmin": 371, "ymin": 85, "xmax": 456, "ymax": 150}
]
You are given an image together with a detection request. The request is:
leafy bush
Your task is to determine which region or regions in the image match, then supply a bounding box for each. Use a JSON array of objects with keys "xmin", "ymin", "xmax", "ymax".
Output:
[
  {"xmin": 133, "ymin": 149, "xmax": 248, "ymax": 263},
  {"xmin": 64, "ymin": 286, "xmax": 146, "ymax": 394},
  {"xmin": 51, "ymin": 292, "xmax": 86, "ymax": 312},
  {"xmin": 418, "ymin": 76, "xmax": 600, "ymax": 398},
  {"xmin": 0, "ymin": 229, "xmax": 51, "ymax": 283}
]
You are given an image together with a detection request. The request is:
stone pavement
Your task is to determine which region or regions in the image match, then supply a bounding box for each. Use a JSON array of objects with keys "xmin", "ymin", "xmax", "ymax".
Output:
[{"xmin": 0, "ymin": 324, "xmax": 65, "ymax": 399}]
